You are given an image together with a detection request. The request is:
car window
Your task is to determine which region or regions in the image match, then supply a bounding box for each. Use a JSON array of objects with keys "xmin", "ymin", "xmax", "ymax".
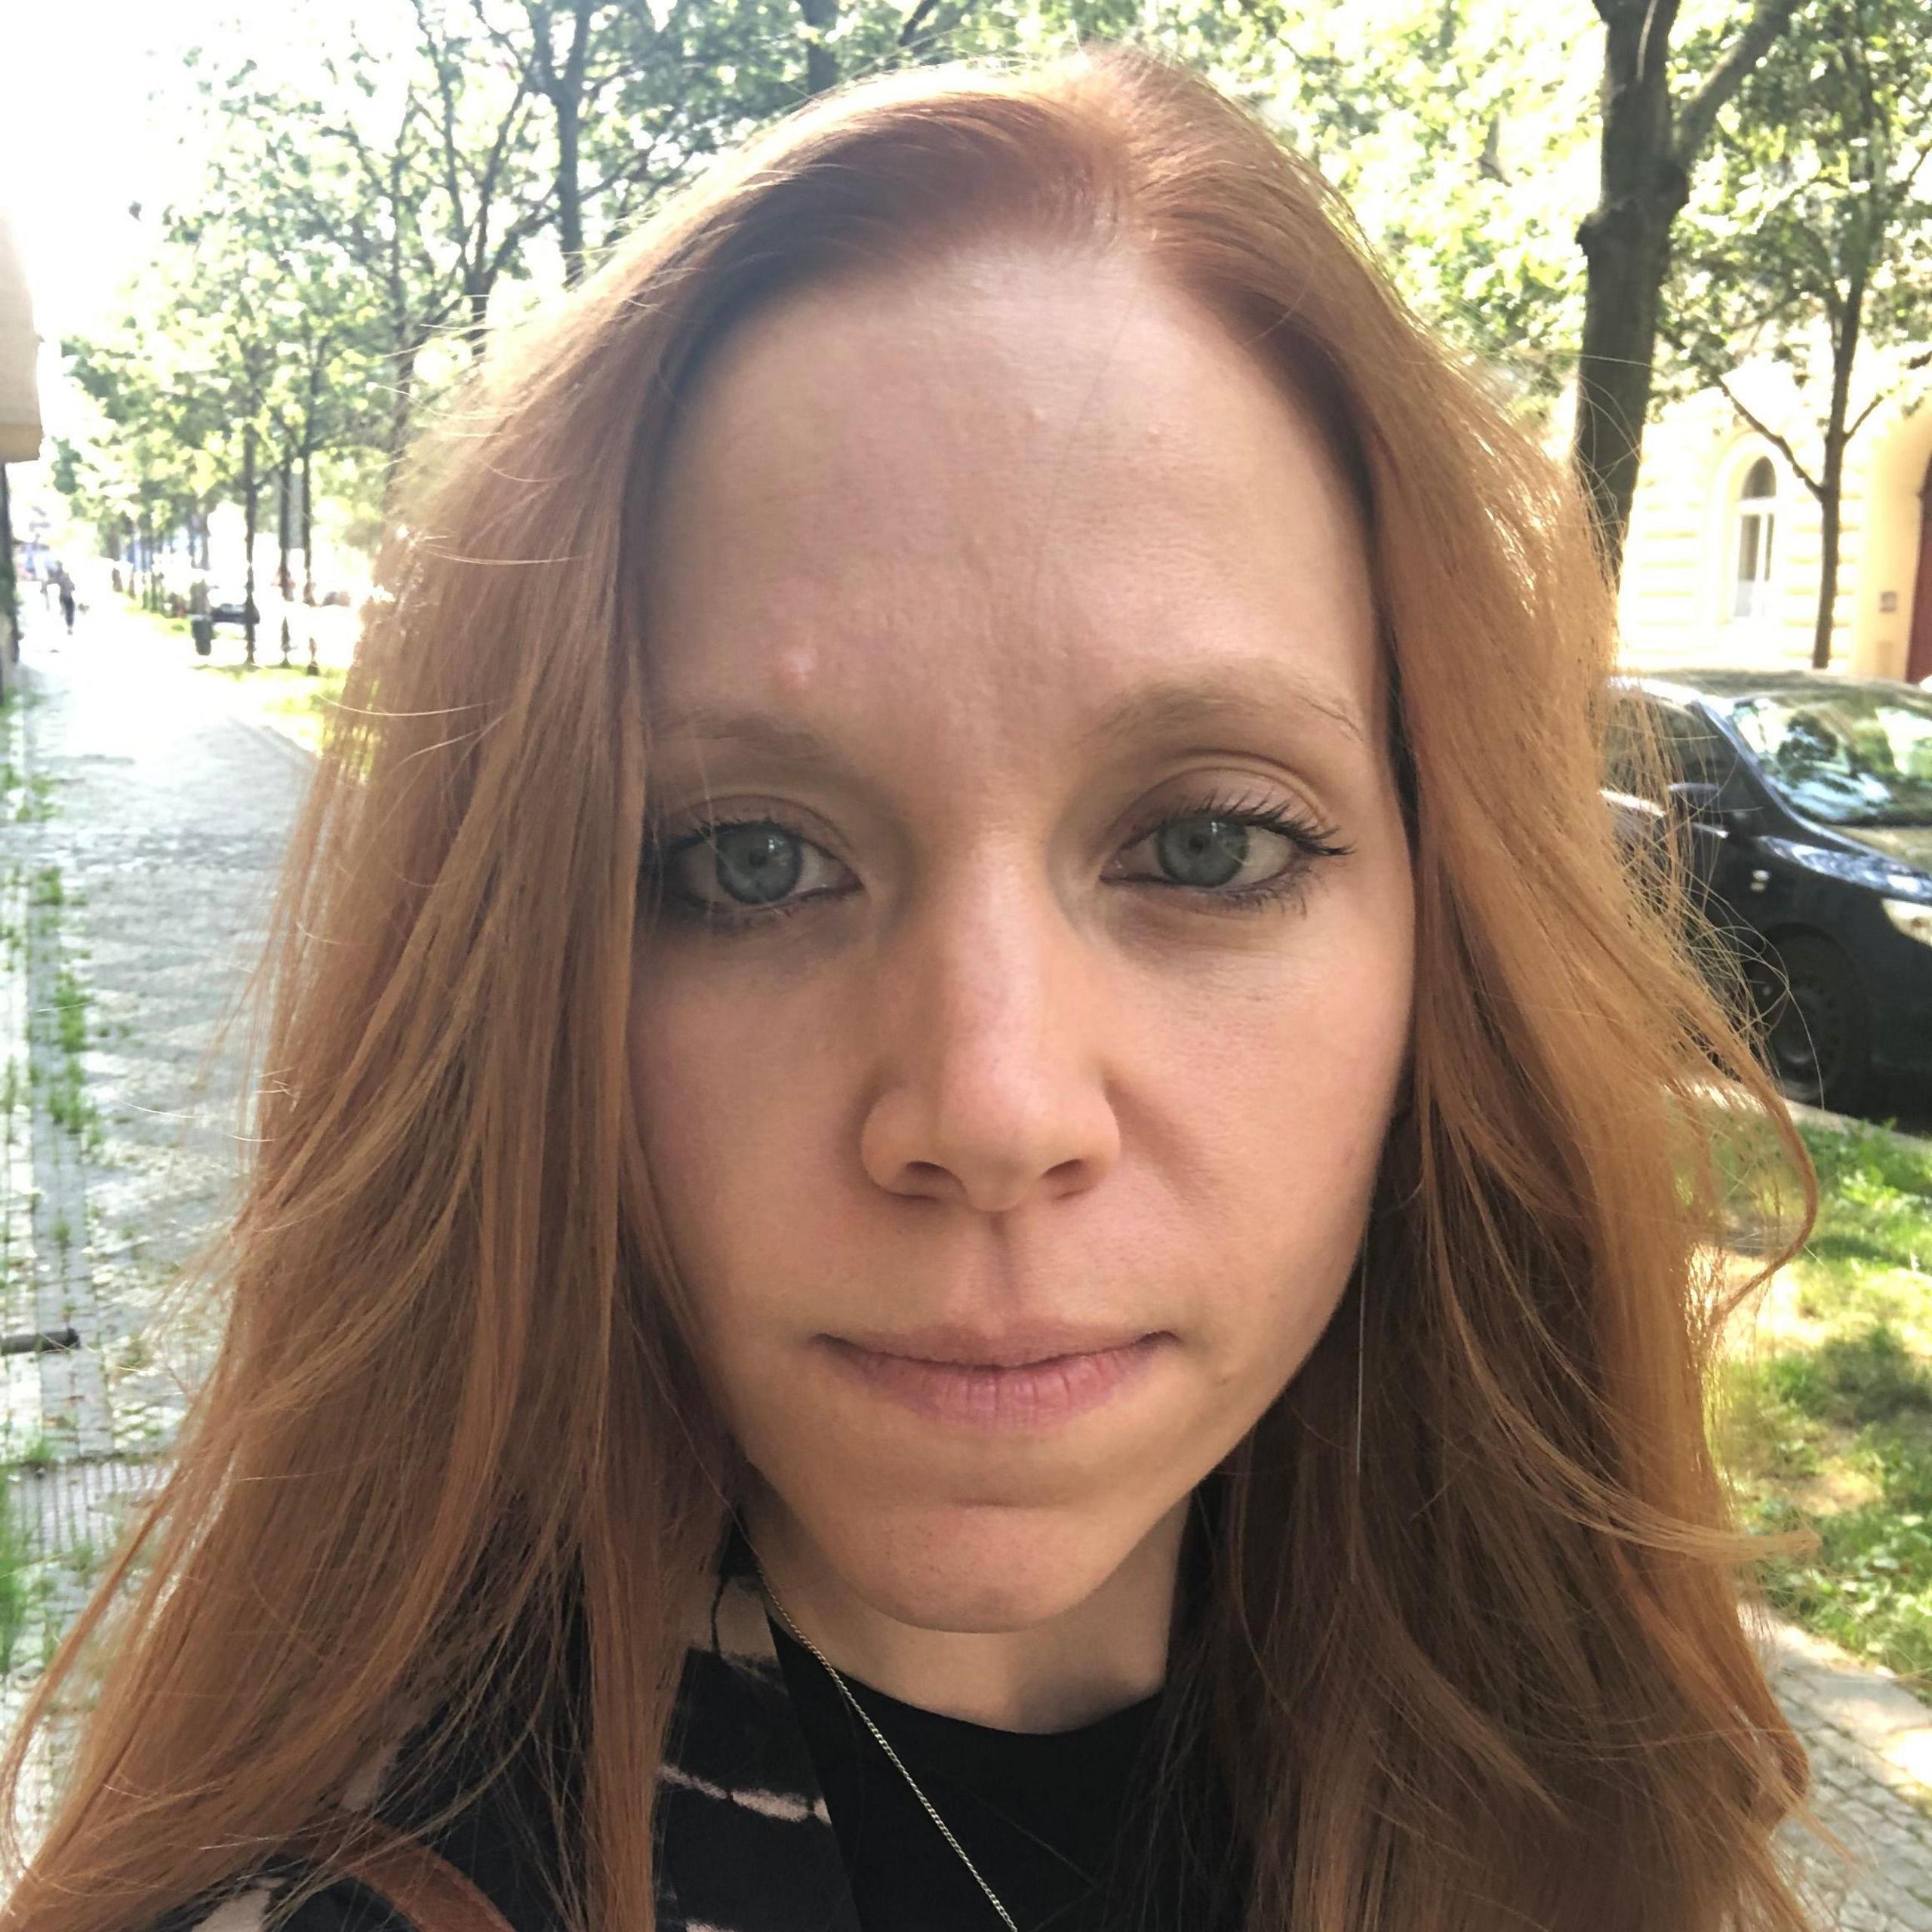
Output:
[
  {"xmin": 1606, "ymin": 697, "xmax": 1735, "ymax": 798},
  {"xmin": 1722, "ymin": 685, "xmax": 1932, "ymax": 827},
  {"xmin": 1652, "ymin": 706, "xmax": 1738, "ymax": 789},
  {"xmin": 1603, "ymin": 699, "xmax": 1654, "ymax": 797}
]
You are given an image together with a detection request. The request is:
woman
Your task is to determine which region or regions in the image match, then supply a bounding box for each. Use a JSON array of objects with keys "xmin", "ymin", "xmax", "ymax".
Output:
[{"xmin": 0, "ymin": 45, "xmax": 1817, "ymax": 1932}]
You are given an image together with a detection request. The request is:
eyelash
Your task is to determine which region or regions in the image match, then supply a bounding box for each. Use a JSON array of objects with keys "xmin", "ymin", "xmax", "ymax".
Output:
[{"xmin": 641, "ymin": 788, "xmax": 1352, "ymax": 935}]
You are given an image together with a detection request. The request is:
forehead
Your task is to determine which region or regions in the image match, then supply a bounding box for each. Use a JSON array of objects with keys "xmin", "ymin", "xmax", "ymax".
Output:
[{"xmin": 640, "ymin": 245, "xmax": 1381, "ymax": 767}]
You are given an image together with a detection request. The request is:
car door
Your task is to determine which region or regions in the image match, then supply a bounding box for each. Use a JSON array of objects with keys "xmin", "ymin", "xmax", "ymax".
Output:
[
  {"xmin": 1608, "ymin": 689, "xmax": 1766, "ymax": 892},
  {"xmin": 1648, "ymin": 703, "xmax": 1734, "ymax": 890}
]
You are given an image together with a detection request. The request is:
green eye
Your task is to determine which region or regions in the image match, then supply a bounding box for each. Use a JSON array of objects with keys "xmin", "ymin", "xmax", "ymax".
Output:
[
  {"xmin": 697, "ymin": 823, "xmax": 807, "ymax": 907},
  {"xmin": 642, "ymin": 793, "xmax": 1351, "ymax": 933},
  {"xmin": 644, "ymin": 818, "xmax": 844, "ymax": 924},
  {"xmin": 1152, "ymin": 817, "xmax": 1253, "ymax": 891}
]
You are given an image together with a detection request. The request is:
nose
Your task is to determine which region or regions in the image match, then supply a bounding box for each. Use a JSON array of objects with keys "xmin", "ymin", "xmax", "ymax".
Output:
[{"xmin": 857, "ymin": 863, "xmax": 1121, "ymax": 1214}]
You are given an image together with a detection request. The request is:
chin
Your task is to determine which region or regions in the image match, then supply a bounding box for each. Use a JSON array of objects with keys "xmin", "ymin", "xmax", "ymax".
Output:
[{"xmin": 789, "ymin": 1492, "xmax": 1170, "ymax": 1634}]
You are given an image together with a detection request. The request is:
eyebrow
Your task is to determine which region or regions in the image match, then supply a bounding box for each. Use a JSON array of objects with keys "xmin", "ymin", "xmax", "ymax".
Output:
[
  {"xmin": 649, "ymin": 664, "xmax": 1371, "ymax": 764},
  {"xmin": 1088, "ymin": 668, "xmax": 1370, "ymax": 754}
]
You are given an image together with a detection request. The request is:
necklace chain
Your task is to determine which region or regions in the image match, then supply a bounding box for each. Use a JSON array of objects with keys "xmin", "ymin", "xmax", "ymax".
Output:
[{"xmin": 751, "ymin": 1555, "xmax": 1022, "ymax": 1932}]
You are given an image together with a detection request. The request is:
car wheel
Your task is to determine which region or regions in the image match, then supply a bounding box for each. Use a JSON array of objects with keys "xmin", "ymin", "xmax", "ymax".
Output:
[{"xmin": 1746, "ymin": 934, "xmax": 1872, "ymax": 1115}]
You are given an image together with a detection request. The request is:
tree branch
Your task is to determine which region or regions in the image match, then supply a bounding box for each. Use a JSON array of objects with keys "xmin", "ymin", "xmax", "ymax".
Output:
[
  {"xmin": 1714, "ymin": 370, "xmax": 1823, "ymax": 497},
  {"xmin": 897, "ymin": 0, "xmax": 943, "ymax": 48},
  {"xmin": 1898, "ymin": 127, "xmax": 1932, "ymax": 195},
  {"xmin": 1847, "ymin": 383, "xmax": 1895, "ymax": 441},
  {"xmin": 1672, "ymin": 0, "xmax": 1804, "ymax": 169}
]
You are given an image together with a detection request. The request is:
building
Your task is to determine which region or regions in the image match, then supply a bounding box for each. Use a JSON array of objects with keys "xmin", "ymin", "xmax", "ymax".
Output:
[
  {"xmin": 1618, "ymin": 349, "xmax": 1932, "ymax": 683},
  {"xmin": 1, "ymin": 204, "xmax": 42, "ymax": 686}
]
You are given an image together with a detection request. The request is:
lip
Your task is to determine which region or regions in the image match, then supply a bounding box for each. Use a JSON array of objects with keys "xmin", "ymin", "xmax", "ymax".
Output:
[{"xmin": 817, "ymin": 1327, "xmax": 1174, "ymax": 1432}]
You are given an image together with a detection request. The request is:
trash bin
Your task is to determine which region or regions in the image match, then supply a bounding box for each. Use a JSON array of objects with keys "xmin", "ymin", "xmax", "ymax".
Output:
[{"xmin": 191, "ymin": 614, "xmax": 214, "ymax": 656}]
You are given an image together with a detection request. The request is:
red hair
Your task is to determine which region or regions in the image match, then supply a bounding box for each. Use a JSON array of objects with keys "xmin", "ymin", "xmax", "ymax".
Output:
[{"xmin": 3, "ymin": 45, "xmax": 1816, "ymax": 1932}]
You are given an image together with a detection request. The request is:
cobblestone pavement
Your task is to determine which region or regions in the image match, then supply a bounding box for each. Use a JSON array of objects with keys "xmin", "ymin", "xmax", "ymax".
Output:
[
  {"xmin": 2, "ymin": 598, "xmax": 1932, "ymax": 1921},
  {"xmin": 0, "ymin": 600, "xmax": 309, "ymax": 1801},
  {"xmin": 1770, "ymin": 1622, "xmax": 1932, "ymax": 1925}
]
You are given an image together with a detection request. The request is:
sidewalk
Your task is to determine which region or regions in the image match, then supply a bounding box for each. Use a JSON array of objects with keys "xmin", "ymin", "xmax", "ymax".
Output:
[
  {"xmin": 0, "ymin": 600, "xmax": 310, "ymax": 1803},
  {"xmin": 1772, "ymin": 1621, "xmax": 1932, "ymax": 1926},
  {"xmin": 0, "ymin": 596, "xmax": 1930, "ymax": 1922}
]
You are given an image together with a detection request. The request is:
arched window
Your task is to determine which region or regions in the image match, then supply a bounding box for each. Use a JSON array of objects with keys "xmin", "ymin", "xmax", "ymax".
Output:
[{"xmin": 1732, "ymin": 456, "xmax": 1777, "ymax": 622}]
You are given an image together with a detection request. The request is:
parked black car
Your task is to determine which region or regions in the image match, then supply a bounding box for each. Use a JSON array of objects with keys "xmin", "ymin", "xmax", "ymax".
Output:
[
  {"xmin": 207, "ymin": 592, "xmax": 257, "ymax": 630},
  {"xmin": 1607, "ymin": 669, "xmax": 1932, "ymax": 1114}
]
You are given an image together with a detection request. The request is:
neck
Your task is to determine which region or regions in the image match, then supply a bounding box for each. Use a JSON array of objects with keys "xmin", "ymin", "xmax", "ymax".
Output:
[{"xmin": 746, "ymin": 1494, "xmax": 1190, "ymax": 1734}]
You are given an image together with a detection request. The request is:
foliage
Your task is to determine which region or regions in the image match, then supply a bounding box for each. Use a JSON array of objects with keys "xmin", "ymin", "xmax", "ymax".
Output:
[
  {"xmin": 0, "ymin": 1470, "xmax": 29, "ymax": 1675},
  {"xmin": 52, "ymin": 0, "xmax": 1306, "ymax": 585},
  {"xmin": 1666, "ymin": 0, "xmax": 1932, "ymax": 663},
  {"xmin": 1568, "ymin": 0, "xmax": 1808, "ymax": 573},
  {"xmin": 48, "ymin": 0, "xmax": 1854, "ymax": 597},
  {"xmin": 1260, "ymin": 0, "xmax": 1595, "ymax": 412}
]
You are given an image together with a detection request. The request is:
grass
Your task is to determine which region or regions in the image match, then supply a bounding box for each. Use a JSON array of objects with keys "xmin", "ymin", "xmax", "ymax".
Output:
[
  {"xmin": 52, "ymin": 965, "xmax": 86, "ymax": 1058},
  {"xmin": 31, "ymin": 934, "xmax": 105, "ymax": 1158},
  {"xmin": 12, "ymin": 774, "xmax": 57, "ymax": 823},
  {"xmin": 0, "ymin": 1482, "xmax": 29, "ymax": 1674},
  {"xmin": 1717, "ymin": 1118, "xmax": 1932, "ymax": 1686},
  {"xmin": 122, "ymin": 605, "xmax": 190, "ymax": 644}
]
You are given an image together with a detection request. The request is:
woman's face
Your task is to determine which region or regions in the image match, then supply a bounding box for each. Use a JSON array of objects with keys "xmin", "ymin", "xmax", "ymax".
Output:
[{"xmin": 629, "ymin": 244, "xmax": 1414, "ymax": 1635}]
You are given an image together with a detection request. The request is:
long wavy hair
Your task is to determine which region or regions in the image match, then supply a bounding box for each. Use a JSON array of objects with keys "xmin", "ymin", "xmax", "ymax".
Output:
[{"xmin": 1, "ymin": 44, "xmax": 1819, "ymax": 1932}]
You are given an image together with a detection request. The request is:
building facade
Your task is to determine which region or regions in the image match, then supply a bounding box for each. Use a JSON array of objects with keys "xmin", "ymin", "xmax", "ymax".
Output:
[{"xmin": 1617, "ymin": 358, "xmax": 1932, "ymax": 684}]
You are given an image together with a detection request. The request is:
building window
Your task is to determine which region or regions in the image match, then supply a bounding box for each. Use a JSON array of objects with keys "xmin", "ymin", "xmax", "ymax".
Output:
[{"xmin": 1732, "ymin": 456, "xmax": 1777, "ymax": 622}]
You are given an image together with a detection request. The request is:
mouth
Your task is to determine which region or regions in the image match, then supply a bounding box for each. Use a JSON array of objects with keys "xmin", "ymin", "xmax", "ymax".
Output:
[{"xmin": 817, "ymin": 1327, "xmax": 1175, "ymax": 1432}]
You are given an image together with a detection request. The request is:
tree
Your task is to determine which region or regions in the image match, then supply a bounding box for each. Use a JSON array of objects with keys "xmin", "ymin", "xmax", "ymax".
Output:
[
  {"xmin": 198, "ymin": 103, "xmax": 395, "ymax": 608},
  {"xmin": 61, "ymin": 308, "xmax": 230, "ymax": 605},
  {"xmin": 62, "ymin": 89, "xmax": 396, "ymax": 644},
  {"xmin": 66, "ymin": 0, "xmax": 1844, "ymax": 618},
  {"xmin": 1573, "ymin": 0, "xmax": 1807, "ymax": 576},
  {"xmin": 1666, "ymin": 0, "xmax": 1932, "ymax": 665},
  {"xmin": 460, "ymin": 0, "xmax": 795, "ymax": 288},
  {"xmin": 1250, "ymin": 0, "xmax": 1592, "ymax": 416}
]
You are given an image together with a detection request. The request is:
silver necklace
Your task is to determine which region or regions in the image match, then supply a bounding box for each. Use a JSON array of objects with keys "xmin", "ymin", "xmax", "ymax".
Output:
[{"xmin": 751, "ymin": 1554, "xmax": 1022, "ymax": 1932}]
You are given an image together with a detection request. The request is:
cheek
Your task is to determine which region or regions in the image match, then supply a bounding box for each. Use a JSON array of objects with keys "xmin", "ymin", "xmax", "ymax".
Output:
[
  {"xmin": 625, "ymin": 967, "xmax": 839, "ymax": 1326},
  {"xmin": 1146, "ymin": 906, "xmax": 1411, "ymax": 1368}
]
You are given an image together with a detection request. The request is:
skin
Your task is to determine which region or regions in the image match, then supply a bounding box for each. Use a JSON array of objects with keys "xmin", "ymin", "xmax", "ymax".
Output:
[{"xmin": 628, "ymin": 241, "xmax": 1415, "ymax": 1734}]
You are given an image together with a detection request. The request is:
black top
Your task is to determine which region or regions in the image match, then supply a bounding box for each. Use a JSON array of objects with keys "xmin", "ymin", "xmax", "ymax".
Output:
[
  {"xmin": 772, "ymin": 1623, "xmax": 1226, "ymax": 1932},
  {"xmin": 152, "ymin": 1498, "xmax": 1247, "ymax": 1932}
]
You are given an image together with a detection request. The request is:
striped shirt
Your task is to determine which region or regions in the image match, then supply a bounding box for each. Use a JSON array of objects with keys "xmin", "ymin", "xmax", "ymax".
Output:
[{"xmin": 157, "ymin": 1546, "xmax": 861, "ymax": 1932}]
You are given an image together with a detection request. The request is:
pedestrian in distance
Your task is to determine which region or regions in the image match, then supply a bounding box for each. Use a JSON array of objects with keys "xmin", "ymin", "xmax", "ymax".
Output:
[
  {"xmin": 57, "ymin": 574, "xmax": 75, "ymax": 636},
  {"xmin": 1, "ymin": 45, "xmax": 1825, "ymax": 1932}
]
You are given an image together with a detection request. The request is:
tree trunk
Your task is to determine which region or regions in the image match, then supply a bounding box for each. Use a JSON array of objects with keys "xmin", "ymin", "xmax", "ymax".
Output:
[
  {"xmin": 557, "ymin": 92, "xmax": 585, "ymax": 285},
  {"xmin": 1814, "ymin": 485, "xmax": 1841, "ymax": 670},
  {"xmin": 1813, "ymin": 266, "xmax": 1868, "ymax": 670},
  {"xmin": 242, "ymin": 422, "xmax": 260, "ymax": 667},
  {"xmin": 385, "ymin": 342, "xmax": 421, "ymax": 503},
  {"xmin": 1573, "ymin": 0, "xmax": 1800, "ymax": 579},
  {"xmin": 300, "ymin": 442, "xmax": 315, "ymax": 606},
  {"xmin": 799, "ymin": 0, "xmax": 839, "ymax": 96},
  {"xmin": 467, "ymin": 278, "xmax": 493, "ymax": 358},
  {"xmin": 277, "ymin": 452, "xmax": 294, "ymax": 603},
  {"xmin": 1573, "ymin": 0, "xmax": 1688, "ymax": 580},
  {"xmin": 383, "ymin": 143, "xmax": 421, "ymax": 497},
  {"xmin": 549, "ymin": 0, "xmax": 593, "ymax": 286}
]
